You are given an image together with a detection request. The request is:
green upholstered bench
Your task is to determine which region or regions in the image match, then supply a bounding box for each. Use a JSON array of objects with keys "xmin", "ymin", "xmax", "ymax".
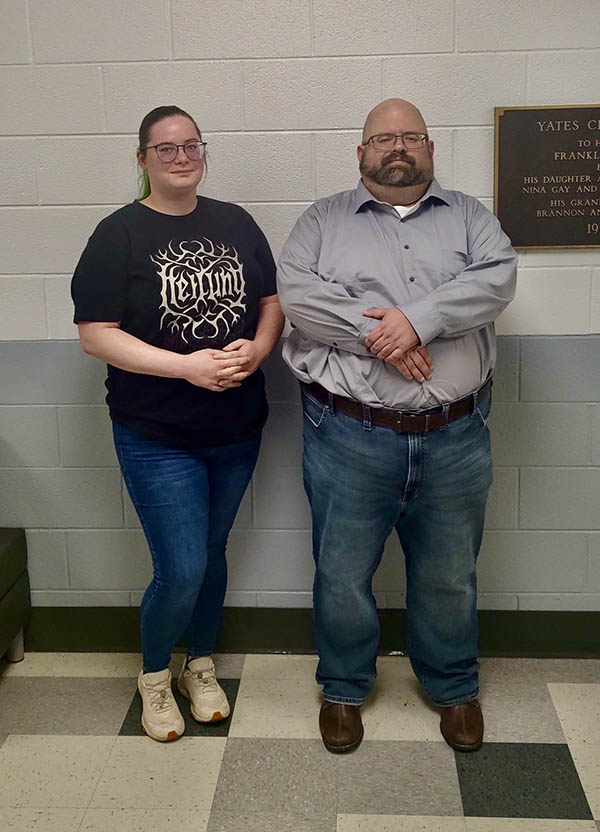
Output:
[{"xmin": 0, "ymin": 529, "xmax": 31, "ymax": 662}]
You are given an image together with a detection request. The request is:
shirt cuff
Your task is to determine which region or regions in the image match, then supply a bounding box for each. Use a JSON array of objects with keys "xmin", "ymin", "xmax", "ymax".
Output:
[{"xmin": 401, "ymin": 296, "xmax": 444, "ymax": 346}]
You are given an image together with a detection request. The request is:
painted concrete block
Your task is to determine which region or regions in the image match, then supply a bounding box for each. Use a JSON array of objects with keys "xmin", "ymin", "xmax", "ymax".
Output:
[
  {"xmin": 592, "ymin": 271, "xmax": 600, "ymax": 334},
  {"xmin": 497, "ymin": 269, "xmax": 592, "ymax": 336},
  {"xmin": 520, "ymin": 469, "xmax": 600, "ymax": 529},
  {"xmin": 527, "ymin": 50, "xmax": 600, "ymax": 106},
  {"xmin": 243, "ymin": 58, "xmax": 382, "ymax": 131},
  {"xmin": 0, "ymin": 406, "xmax": 59, "ymax": 467},
  {"xmin": 383, "ymin": 54, "xmax": 526, "ymax": 126},
  {"xmin": 58, "ymin": 406, "xmax": 117, "ymax": 468},
  {"xmin": 457, "ymin": 0, "xmax": 600, "ymax": 51},
  {"xmin": 67, "ymin": 530, "xmax": 150, "ymax": 590},
  {"xmin": 493, "ymin": 337, "xmax": 519, "ymax": 402},
  {"xmin": 0, "ymin": 206, "xmax": 111, "ymax": 274},
  {"xmin": 256, "ymin": 403, "xmax": 304, "ymax": 469},
  {"xmin": 0, "ymin": 277, "xmax": 47, "ymax": 340},
  {"xmin": 2, "ymin": 0, "xmax": 30, "ymax": 63},
  {"xmin": 0, "ymin": 66, "xmax": 104, "ymax": 135},
  {"xmin": 224, "ymin": 592, "xmax": 258, "ymax": 607},
  {"xmin": 29, "ymin": 0, "xmax": 169, "ymax": 62},
  {"xmin": 263, "ymin": 343, "xmax": 302, "ymax": 405},
  {"xmin": 592, "ymin": 407, "xmax": 600, "ymax": 465},
  {"xmin": 477, "ymin": 594, "xmax": 518, "ymax": 611},
  {"xmin": 0, "ymin": 342, "xmax": 107, "ymax": 404},
  {"xmin": 31, "ymin": 590, "xmax": 130, "ymax": 606},
  {"xmin": 227, "ymin": 529, "xmax": 313, "ymax": 591},
  {"xmin": 589, "ymin": 534, "xmax": 600, "ymax": 590},
  {"xmin": 313, "ymin": 0, "xmax": 453, "ymax": 55},
  {"xmin": 518, "ymin": 594, "xmax": 600, "ymax": 611},
  {"xmin": 243, "ymin": 203, "xmax": 311, "ymax": 262},
  {"xmin": 253, "ymin": 465, "xmax": 311, "ymax": 530},
  {"xmin": 103, "ymin": 62, "xmax": 244, "ymax": 134},
  {"xmin": 485, "ymin": 467, "xmax": 518, "ymax": 530},
  {"xmin": 520, "ymin": 337, "xmax": 600, "ymax": 402},
  {"xmin": 256, "ymin": 591, "xmax": 312, "ymax": 608},
  {"xmin": 172, "ymin": 0, "xmax": 311, "ymax": 58},
  {"xmin": 374, "ymin": 535, "xmax": 406, "ymax": 592},
  {"xmin": 1, "ymin": 139, "xmax": 37, "ymax": 204},
  {"xmin": 478, "ymin": 531, "xmax": 587, "ymax": 591},
  {"xmin": 25, "ymin": 530, "xmax": 68, "ymax": 590},
  {"xmin": 45, "ymin": 276, "xmax": 79, "ymax": 341},
  {"xmin": 489, "ymin": 403, "xmax": 590, "ymax": 466},
  {"xmin": 0, "ymin": 468, "xmax": 122, "ymax": 528},
  {"xmin": 201, "ymin": 134, "xmax": 313, "ymax": 203},
  {"xmin": 520, "ymin": 251, "xmax": 600, "ymax": 269},
  {"xmin": 36, "ymin": 137, "xmax": 138, "ymax": 206},
  {"xmin": 452, "ymin": 128, "xmax": 493, "ymax": 198}
]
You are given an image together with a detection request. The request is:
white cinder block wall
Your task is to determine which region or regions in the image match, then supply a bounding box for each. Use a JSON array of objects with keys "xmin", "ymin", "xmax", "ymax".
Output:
[{"xmin": 1, "ymin": 0, "xmax": 600, "ymax": 612}]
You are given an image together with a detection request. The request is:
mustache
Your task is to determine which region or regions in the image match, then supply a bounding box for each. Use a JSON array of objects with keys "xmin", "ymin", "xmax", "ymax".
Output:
[{"xmin": 382, "ymin": 151, "xmax": 416, "ymax": 166}]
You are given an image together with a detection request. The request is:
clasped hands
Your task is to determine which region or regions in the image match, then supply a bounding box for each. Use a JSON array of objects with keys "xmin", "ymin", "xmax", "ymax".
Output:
[
  {"xmin": 183, "ymin": 338, "xmax": 264, "ymax": 392},
  {"xmin": 363, "ymin": 307, "xmax": 433, "ymax": 383}
]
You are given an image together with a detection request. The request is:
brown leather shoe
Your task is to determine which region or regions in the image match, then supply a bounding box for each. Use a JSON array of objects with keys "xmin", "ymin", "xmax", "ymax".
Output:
[
  {"xmin": 440, "ymin": 699, "xmax": 484, "ymax": 752},
  {"xmin": 319, "ymin": 700, "xmax": 364, "ymax": 753}
]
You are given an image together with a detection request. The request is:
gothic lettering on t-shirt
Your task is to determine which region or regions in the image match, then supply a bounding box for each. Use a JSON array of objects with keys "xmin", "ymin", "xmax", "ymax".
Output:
[{"xmin": 150, "ymin": 237, "xmax": 247, "ymax": 345}]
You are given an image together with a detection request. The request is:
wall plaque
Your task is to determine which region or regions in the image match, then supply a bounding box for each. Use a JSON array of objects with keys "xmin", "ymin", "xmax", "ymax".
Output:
[{"xmin": 494, "ymin": 105, "xmax": 600, "ymax": 249}]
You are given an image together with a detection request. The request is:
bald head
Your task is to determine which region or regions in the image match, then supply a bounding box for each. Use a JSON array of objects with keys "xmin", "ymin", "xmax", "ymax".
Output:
[{"xmin": 362, "ymin": 99, "xmax": 428, "ymax": 144}]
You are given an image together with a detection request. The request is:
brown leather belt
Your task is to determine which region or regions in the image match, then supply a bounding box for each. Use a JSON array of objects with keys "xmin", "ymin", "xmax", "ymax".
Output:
[{"xmin": 304, "ymin": 377, "xmax": 492, "ymax": 434}]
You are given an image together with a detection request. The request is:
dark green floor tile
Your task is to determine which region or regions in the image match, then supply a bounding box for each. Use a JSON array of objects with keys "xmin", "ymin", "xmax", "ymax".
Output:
[
  {"xmin": 456, "ymin": 742, "xmax": 593, "ymax": 819},
  {"xmin": 119, "ymin": 678, "xmax": 239, "ymax": 737}
]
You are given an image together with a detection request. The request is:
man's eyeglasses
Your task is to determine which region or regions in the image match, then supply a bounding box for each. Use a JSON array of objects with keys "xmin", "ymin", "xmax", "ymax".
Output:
[
  {"xmin": 142, "ymin": 141, "xmax": 207, "ymax": 163},
  {"xmin": 363, "ymin": 133, "xmax": 428, "ymax": 151}
]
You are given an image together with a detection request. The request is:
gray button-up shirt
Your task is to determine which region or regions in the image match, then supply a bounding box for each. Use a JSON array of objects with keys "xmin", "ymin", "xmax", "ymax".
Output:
[{"xmin": 277, "ymin": 179, "xmax": 517, "ymax": 410}]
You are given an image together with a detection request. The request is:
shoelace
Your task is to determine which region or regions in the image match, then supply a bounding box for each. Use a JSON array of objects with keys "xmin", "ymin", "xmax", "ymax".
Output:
[
  {"xmin": 145, "ymin": 680, "xmax": 174, "ymax": 712},
  {"xmin": 190, "ymin": 668, "xmax": 218, "ymax": 693}
]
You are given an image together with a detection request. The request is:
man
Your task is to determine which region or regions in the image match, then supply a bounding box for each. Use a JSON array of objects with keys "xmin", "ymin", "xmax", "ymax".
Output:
[{"xmin": 276, "ymin": 98, "xmax": 517, "ymax": 754}]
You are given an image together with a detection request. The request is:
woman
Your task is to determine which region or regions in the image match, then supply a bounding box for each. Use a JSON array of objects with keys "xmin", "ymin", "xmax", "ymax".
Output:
[{"xmin": 71, "ymin": 106, "xmax": 284, "ymax": 741}]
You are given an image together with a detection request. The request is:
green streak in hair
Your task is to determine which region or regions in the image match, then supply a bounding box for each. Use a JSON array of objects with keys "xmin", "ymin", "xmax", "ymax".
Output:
[{"xmin": 138, "ymin": 169, "xmax": 150, "ymax": 200}]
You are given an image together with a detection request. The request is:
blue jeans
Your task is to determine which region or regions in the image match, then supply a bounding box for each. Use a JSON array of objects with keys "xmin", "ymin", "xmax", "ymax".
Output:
[
  {"xmin": 113, "ymin": 423, "xmax": 261, "ymax": 673},
  {"xmin": 301, "ymin": 386, "xmax": 493, "ymax": 707}
]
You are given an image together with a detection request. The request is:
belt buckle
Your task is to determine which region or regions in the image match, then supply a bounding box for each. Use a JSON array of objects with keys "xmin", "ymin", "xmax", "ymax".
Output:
[{"xmin": 395, "ymin": 410, "xmax": 421, "ymax": 433}]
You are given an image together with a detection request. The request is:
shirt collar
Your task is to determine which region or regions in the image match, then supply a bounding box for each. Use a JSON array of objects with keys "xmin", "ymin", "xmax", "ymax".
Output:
[{"xmin": 352, "ymin": 177, "xmax": 451, "ymax": 213}]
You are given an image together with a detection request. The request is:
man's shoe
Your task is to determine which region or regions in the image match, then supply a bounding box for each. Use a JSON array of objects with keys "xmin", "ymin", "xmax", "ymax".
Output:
[
  {"xmin": 440, "ymin": 699, "xmax": 484, "ymax": 752},
  {"xmin": 177, "ymin": 656, "xmax": 230, "ymax": 722},
  {"xmin": 319, "ymin": 700, "xmax": 363, "ymax": 754},
  {"xmin": 137, "ymin": 668, "xmax": 185, "ymax": 742}
]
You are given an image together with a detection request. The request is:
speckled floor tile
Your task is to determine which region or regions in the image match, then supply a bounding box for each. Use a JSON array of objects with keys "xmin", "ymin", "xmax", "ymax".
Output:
[
  {"xmin": 567, "ymin": 744, "xmax": 600, "ymax": 819},
  {"xmin": 477, "ymin": 659, "xmax": 566, "ymax": 743},
  {"xmin": 334, "ymin": 741, "xmax": 462, "ymax": 816},
  {"xmin": 80, "ymin": 807, "xmax": 210, "ymax": 831},
  {"xmin": 0, "ymin": 808, "xmax": 86, "ymax": 831},
  {"xmin": 0, "ymin": 653, "xmax": 142, "ymax": 678},
  {"xmin": 207, "ymin": 812, "xmax": 336, "ymax": 831},
  {"xmin": 0, "ymin": 677, "xmax": 135, "ymax": 735},
  {"xmin": 90, "ymin": 736, "xmax": 226, "ymax": 809},
  {"xmin": 482, "ymin": 659, "xmax": 600, "ymax": 686},
  {"xmin": 337, "ymin": 815, "xmax": 467, "ymax": 831},
  {"xmin": 211, "ymin": 737, "xmax": 337, "ymax": 820},
  {"xmin": 466, "ymin": 819, "xmax": 598, "ymax": 830},
  {"xmin": 362, "ymin": 657, "xmax": 441, "ymax": 742},
  {"xmin": 456, "ymin": 743, "xmax": 593, "ymax": 820},
  {"xmin": 0, "ymin": 735, "xmax": 115, "ymax": 808},
  {"xmin": 0, "ymin": 734, "xmax": 6, "ymax": 749},
  {"xmin": 119, "ymin": 678, "xmax": 239, "ymax": 737}
]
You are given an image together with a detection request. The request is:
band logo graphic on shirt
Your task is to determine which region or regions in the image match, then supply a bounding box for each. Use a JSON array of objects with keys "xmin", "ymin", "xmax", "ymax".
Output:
[{"xmin": 151, "ymin": 238, "xmax": 246, "ymax": 344}]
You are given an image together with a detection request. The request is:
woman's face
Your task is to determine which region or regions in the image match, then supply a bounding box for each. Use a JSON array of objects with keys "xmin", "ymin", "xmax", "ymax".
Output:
[{"xmin": 138, "ymin": 115, "xmax": 205, "ymax": 198}]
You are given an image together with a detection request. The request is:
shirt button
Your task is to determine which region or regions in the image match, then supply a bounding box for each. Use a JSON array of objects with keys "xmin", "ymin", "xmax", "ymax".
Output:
[
  {"xmin": 332, "ymin": 341, "xmax": 338, "ymax": 346},
  {"xmin": 404, "ymin": 244, "xmax": 410, "ymax": 249},
  {"xmin": 409, "ymin": 276, "xmax": 415, "ymax": 282}
]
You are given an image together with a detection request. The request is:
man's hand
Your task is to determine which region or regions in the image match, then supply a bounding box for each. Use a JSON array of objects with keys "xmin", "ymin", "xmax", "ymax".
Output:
[
  {"xmin": 387, "ymin": 345, "xmax": 434, "ymax": 382},
  {"xmin": 183, "ymin": 349, "xmax": 248, "ymax": 391},
  {"xmin": 213, "ymin": 338, "xmax": 266, "ymax": 383},
  {"xmin": 363, "ymin": 307, "xmax": 420, "ymax": 360}
]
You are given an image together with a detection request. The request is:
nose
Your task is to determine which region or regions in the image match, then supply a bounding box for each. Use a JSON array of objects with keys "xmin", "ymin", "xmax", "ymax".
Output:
[{"xmin": 174, "ymin": 145, "xmax": 188, "ymax": 163}]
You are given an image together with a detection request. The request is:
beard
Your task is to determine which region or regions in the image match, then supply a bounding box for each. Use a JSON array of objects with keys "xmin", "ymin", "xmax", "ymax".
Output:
[{"xmin": 359, "ymin": 148, "xmax": 434, "ymax": 188}]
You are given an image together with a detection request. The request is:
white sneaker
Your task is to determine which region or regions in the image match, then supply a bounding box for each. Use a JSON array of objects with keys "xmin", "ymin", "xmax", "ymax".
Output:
[
  {"xmin": 137, "ymin": 668, "xmax": 185, "ymax": 742},
  {"xmin": 177, "ymin": 656, "xmax": 230, "ymax": 722}
]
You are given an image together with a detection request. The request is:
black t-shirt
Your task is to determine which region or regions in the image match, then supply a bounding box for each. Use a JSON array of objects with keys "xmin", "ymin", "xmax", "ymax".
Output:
[{"xmin": 71, "ymin": 197, "xmax": 277, "ymax": 447}]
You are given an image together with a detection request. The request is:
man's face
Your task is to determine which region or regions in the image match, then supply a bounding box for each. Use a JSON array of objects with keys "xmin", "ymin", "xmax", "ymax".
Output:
[{"xmin": 358, "ymin": 109, "xmax": 434, "ymax": 189}]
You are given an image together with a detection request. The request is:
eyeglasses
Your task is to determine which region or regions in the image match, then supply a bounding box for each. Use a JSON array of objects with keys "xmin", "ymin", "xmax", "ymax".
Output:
[
  {"xmin": 142, "ymin": 141, "xmax": 207, "ymax": 163},
  {"xmin": 363, "ymin": 132, "xmax": 428, "ymax": 151}
]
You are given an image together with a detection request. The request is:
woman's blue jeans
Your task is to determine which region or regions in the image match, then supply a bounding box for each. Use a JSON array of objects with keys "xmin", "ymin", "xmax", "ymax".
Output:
[
  {"xmin": 113, "ymin": 423, "xmax": 261, "ymax": 673},
  {"xmin": 301, "ymin": 386, "xmax": 493, "ymax": 707}
]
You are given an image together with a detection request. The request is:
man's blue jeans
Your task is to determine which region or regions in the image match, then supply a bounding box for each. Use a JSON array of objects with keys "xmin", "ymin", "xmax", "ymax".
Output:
[
  {"xmin": 301, "ymin": 386, "xmax": 493, "ymax": 707},
  {"xmin": 113, "ymin": 423, "xmax": 260, "ymax": 673}
]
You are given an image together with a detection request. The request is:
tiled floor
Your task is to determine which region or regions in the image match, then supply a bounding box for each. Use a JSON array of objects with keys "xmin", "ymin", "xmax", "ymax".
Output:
[{"xmin": 0, "ymin": 654, "xmax": 598, "ymax": 831}]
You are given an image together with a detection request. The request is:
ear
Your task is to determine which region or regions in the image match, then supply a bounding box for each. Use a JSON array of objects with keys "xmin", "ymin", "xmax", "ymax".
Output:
[
  {"xmin": 428, "ymin": 139, "xmax": 434, "ymax": 157},
  {"xmin": 357, "ymin": 144, "xmax": 364, "ymax": 164},
  {"xmin": 136, "ymin": 148, "xmax": 147, "ymax": 170}
]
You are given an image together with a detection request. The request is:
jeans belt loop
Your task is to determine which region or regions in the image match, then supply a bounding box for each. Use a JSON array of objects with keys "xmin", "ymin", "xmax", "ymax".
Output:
[
  {"xmin": 424, "ymin": 413, "xmax": 430, "ymax": 431},
  {"xmin": 362, "ymin": 404, "xmax": 372, "ymax": 431},
  {"xmin": 442, "ymin": 403, "xmax": 450, "ymax": 426},
  {"xmin": 327, "ymin": 390, "xmax": 336, "ymax": 415},
  {"xmin": 471, "ymin": 387, "xmax": 479, "ymax": 415}
]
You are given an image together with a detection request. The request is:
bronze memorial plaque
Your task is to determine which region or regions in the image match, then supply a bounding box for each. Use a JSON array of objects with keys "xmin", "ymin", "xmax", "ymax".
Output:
[{"xmin": 494, "ymin": 105, "xmax": 600, "ymax": 249}]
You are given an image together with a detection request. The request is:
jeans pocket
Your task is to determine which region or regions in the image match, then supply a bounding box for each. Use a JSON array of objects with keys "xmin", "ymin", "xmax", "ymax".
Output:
[
  {"xmin": 302, "ymin": 392, "xmax": 329, "ymax": 429},
  {"xmin": 475, "ymin": 392, "xmax": 492, "ymax": 427}
]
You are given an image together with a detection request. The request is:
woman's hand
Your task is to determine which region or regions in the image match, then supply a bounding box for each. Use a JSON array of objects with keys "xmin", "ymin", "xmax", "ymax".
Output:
[
  {"xmin": 213, "ymin": 339, "xmax": 266, "ymax": 383},
  {"xmin": 183, "ymin": 348, "xmax": 249, "ymax": 391}
]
